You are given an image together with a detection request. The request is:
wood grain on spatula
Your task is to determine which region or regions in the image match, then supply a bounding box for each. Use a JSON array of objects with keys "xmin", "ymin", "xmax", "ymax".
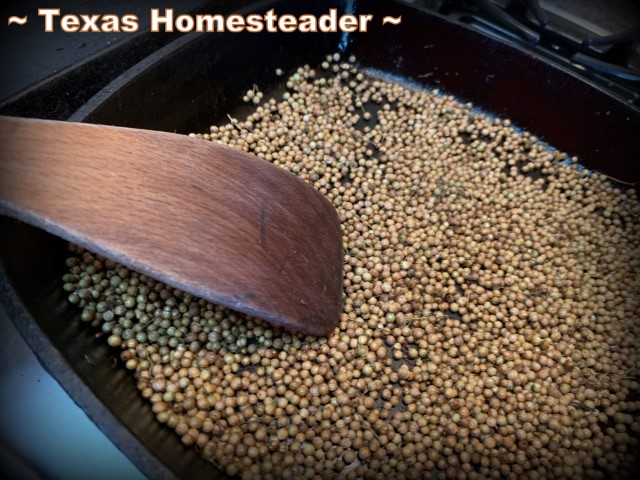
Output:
[{"xmin": 0, "ymin": 116, "xmax": 343, "ymax": 336}]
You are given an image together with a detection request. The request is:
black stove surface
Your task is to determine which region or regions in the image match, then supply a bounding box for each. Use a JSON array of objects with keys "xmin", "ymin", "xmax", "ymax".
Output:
[
  {"xmin": 1, "ymin": 0, "xmax": 639, "ymax": 111},
  {"xmin": 413, "ymin": 0, "xmax": 640, "ymax": 106}
]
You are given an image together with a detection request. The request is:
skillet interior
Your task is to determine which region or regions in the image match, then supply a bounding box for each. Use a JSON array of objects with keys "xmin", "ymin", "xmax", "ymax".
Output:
[{"xmin": 1, "ymin": 0, "xmax": 638, "ymax": 478}]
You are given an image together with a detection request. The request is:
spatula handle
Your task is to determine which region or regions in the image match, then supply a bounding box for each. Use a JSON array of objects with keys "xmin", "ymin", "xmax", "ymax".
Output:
[{"xmin": 0, "ymin": 116, "xmax": 343, "ymax": 335}]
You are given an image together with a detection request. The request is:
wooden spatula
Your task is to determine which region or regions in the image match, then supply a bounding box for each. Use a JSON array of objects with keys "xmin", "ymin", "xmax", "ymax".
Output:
[{"xmin": 0, "ymin": 116, "xmax": 343, "ymax": 336}]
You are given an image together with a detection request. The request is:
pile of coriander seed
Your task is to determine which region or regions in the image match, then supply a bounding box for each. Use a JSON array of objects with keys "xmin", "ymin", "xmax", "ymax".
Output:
[{"xmin": 63, "ymin": 53, "xmax": 640, "ymax": 480}]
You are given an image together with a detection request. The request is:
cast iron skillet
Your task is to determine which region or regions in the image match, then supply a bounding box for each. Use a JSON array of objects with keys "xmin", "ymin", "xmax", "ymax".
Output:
[{"xmin": 1, "ymin": 0, "xmax": 638, "ymax": 478}]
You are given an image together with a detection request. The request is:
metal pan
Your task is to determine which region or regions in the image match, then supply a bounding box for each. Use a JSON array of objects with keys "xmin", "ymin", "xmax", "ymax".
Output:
[{"xmin": 1, "ymin": 0, "xmax": 638, "ymax": 478}]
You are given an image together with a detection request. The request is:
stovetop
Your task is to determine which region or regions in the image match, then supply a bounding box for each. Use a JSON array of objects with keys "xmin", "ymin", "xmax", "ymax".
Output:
[
  {"xmin": 414, "ymin": 0, "xmax": 640, "ymax": 106},
  {"xmin": 1, "ymin": 0, "xmax": 639, "ymax": 111}
]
